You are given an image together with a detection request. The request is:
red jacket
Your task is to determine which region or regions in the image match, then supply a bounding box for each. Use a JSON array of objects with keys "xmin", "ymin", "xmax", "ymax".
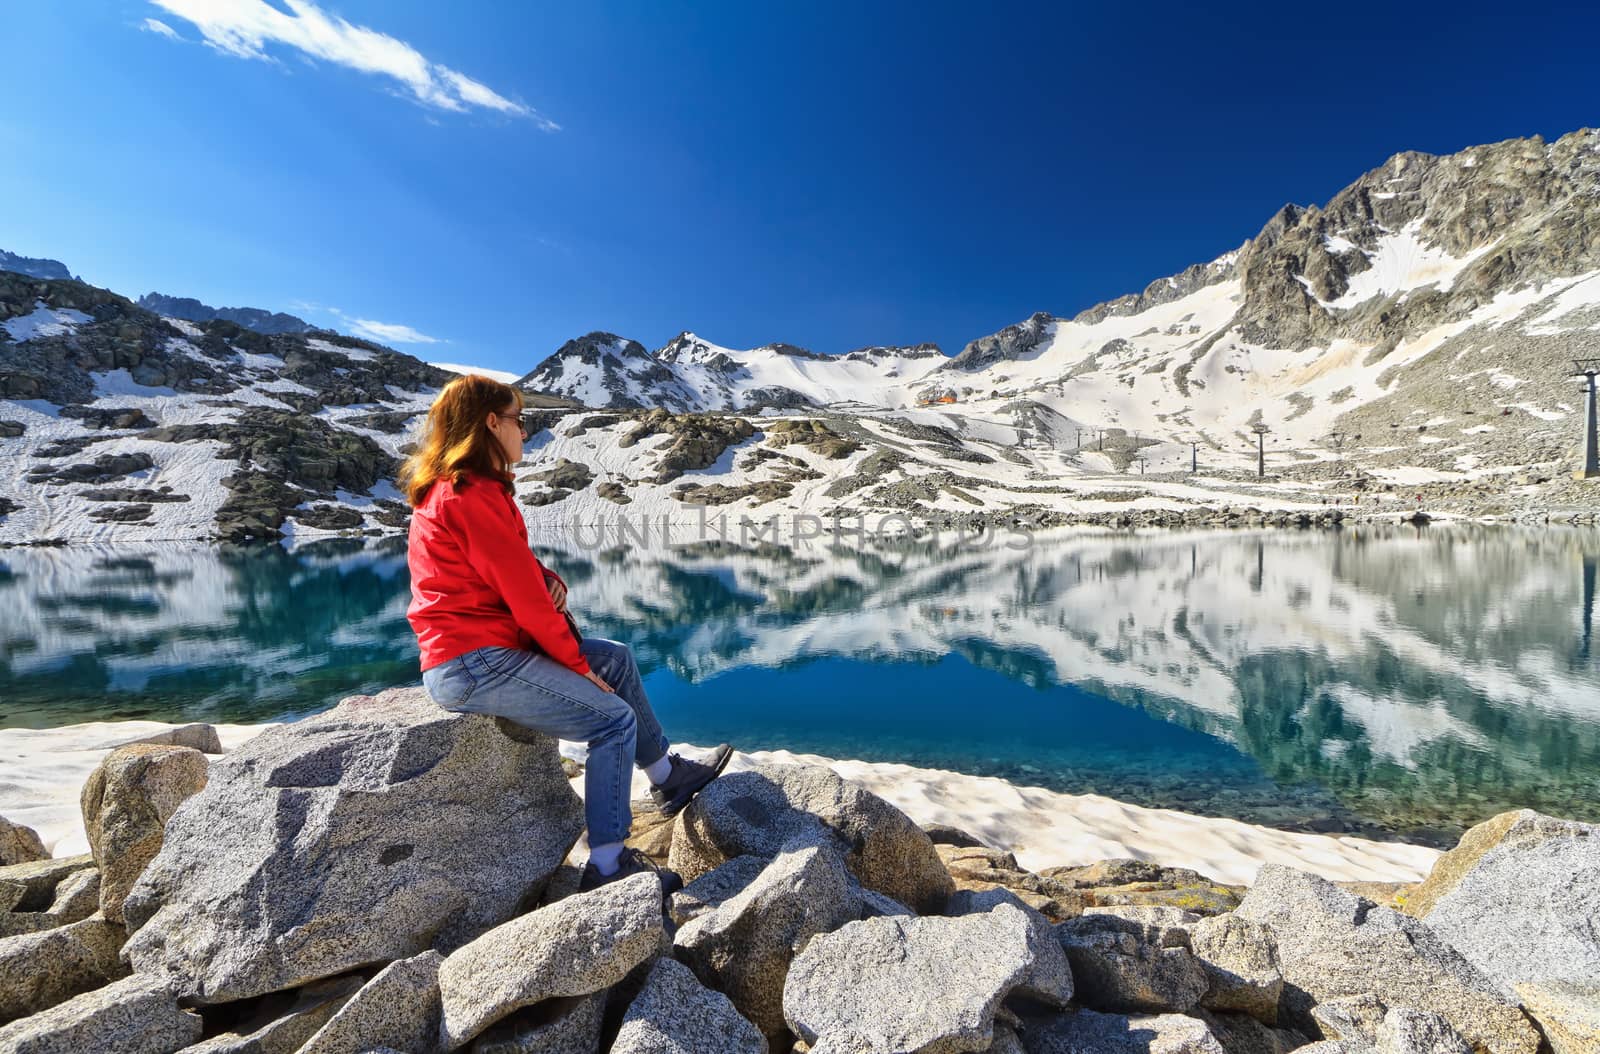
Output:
[{"xmin": 406, "ymin": 472, "xmax": 589, "ymax": 675}]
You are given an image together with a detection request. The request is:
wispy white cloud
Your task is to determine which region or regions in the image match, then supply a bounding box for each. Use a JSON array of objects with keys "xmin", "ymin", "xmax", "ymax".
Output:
[
  {"xmin": 141, "ymin": 17, "xmax": 181, "ymax": 39},
  {"xmin": 148, "ymin": 0, "xmax": 558, "ymax": 128},
  {"xmin": 348, "ymin": 317, "xmax": 443, "ymax": 345},
  {"xmin": 313, "ymin": 305, "xmax": 444, "ymax": 345}
]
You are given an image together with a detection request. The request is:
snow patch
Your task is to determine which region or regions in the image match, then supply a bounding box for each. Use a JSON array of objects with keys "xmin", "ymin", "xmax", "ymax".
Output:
[
  {"xmin": 1325, "ymin": 221, "xmax": 1497, "ymax": 309},
  {"xmin": 92, "ymin": 369, "xmax": 178, "ymax": 398},
  {"xmin": 4, "ymin": 303, "xmax": 92, "ymax": 342}
]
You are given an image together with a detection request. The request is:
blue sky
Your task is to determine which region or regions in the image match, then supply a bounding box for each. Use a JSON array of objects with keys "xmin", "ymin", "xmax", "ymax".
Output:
[{"xmin": 4, "ymin": 2, "xmax": 1595, "ymax": 375}]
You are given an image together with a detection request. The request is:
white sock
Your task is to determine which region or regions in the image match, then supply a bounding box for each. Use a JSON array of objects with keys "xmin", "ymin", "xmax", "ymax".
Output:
[
  {"xmin": 589, "ymin": 841, "xmax": 625, "ymax": 875},
  {"xmin": 643, "ymin": 754, "xmax": 673, "ymax": 786}
]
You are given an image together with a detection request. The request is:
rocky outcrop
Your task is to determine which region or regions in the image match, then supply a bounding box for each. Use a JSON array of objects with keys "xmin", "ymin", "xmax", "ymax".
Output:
[
  {"xmin": 1233, "ymin": 864, "xmax": 1540, "ymax": 1053},
  {"xmin": 668, "ymin": 764, "xmax": 954, "ymax": 913},
  {"xmin": 1055, "ymin": 910, "xmax": 1210, "ymax": 1015},
  {"xmin": 783, "ymin": 905, "xmax": 1072, "ymax": 1053},
  {"xmin": 79, "ymin": 743, "xmax": 209, "ymax": 923},
  {"xmin": 0, "ymin": 819, "xmax": 47, "ymax": 868},
  {"xmin": 942, "ymin": 311, "xmax": 1056, "ymax": 373},
  {"xmin": 0, "ymin": 916, "xmax": 128, "ymax": 1023},
  {"xmin": 763, "ymin": 419, "xmax": 861, "ymax": 458},
  {"xmin": 436, "ymin": 871, "xmax": 664, "ymax": 1048},
  {"xmin": 615, "ymin": 409, "xmax": 758, "ymax": 483},
  {"xmin": 674, "ymin": 841, "xmax": 863, "ymax": 1036},
  {"xmin": 121, "ymin": 688, "xmax": 584, "ymax": 1004},
  {"xmin": 0, "ymin": 249, "xmax": 75, "ymax": 282},
  {"xmin": 1188, "ymin": 912, "xmax": 1283, "ymax": 1024},
  {"xmin": 295, "ymin": 952, "xmax": 444, "ymax": 1054},
  {"xmin": 0, "ymin": 974, "xmax": 202, "ymax": 1054},
  {"xmin": 0, "ymin": 697, "xmax": 1592, "ymax": 1054},
  {"xmin": 1512, "ymin": 981, "xmax": 1600, "ymax": 1054},
  {"xmin": 1420, "ymin": 812, "xmax": 1600, "ymax": 996},
  {"xmin": 136, "ymin": 293, "xmax": 313, "ymax": 336},
  {"xmin": 612, "ymin": 958, "xmax": 765, "ymax": 1054}
]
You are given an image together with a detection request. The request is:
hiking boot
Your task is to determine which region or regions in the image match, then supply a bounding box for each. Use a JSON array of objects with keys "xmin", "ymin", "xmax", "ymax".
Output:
[
  {"xmin": 577, "ymin": 846, "xmax": 683, "ymax": 896},
  {"xmin": 649, "ymin": 743, "xmax": 734, "ymax": 817}
]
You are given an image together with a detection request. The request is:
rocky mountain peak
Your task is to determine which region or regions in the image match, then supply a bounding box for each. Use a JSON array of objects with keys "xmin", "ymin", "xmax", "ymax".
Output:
[
  {"xmin": 136, "ymin": 293, "xmax": 313, "ymax": 336},
  {"xmin": 655, "ymin": 331, "xmax": 714, "ymax": 364},
  {"xmin": 942, "ymin": 311, "xmax": 1057, "ymax": 372},
  {"xmin": 0, "ymin": 249, "xmax": 77, "ymax": 282},
  {"xmin": 1232, "ymin": 127, "xmax": 1600, "ymax": 348}
]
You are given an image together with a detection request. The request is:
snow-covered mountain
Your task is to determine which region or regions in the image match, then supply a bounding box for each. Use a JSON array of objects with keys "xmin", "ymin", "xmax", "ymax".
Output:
[
  {"xmin": 0, "ymin": 267, "xmax": 450, "ymax": 542},
  {"xmin": 923, "ymin": 129, "xmax": 1600, "ymax": 481},
  {"xmin": 519, "ymin": 330, "xmax": 949, "ymax": 412},
  {"xmin": 514, "ymin": 128, "xmax": 1600, "ymax": 487},
  {"xmin": 6, "ymin": 127, "xmax": 1600, "ymax": 544}
]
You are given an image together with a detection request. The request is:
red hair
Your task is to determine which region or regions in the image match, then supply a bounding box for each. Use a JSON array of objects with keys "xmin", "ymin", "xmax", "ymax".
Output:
[{"xmin": 399, "ymin": 374, "xmax": 524, "ymax": 506}]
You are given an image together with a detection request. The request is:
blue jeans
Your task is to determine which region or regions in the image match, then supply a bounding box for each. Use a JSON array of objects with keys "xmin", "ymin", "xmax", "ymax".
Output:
[{"xmin": 421, "ymin": 637, "xmax": 670, "ymax": 847}]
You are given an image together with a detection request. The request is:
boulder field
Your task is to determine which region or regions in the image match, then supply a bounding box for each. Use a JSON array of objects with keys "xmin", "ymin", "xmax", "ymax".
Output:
[{"xmin": 0, "ymin": 687, "xmax": 1592, "ymax": 1054}]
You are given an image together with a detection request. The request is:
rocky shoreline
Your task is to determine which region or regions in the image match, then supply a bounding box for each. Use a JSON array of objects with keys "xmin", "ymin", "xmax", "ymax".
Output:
[{"xmin": 0, "ymin": 691, "xmax": 1593, "ymax": 1053}]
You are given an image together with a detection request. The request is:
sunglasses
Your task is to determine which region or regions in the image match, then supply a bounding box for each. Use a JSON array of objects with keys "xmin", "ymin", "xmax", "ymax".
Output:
[{"xmin": 492, "ymin": 412, "xmax": 529, "ymax": 437}]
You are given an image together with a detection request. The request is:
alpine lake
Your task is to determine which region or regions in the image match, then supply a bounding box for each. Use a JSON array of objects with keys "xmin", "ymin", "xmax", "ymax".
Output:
[{"xmin": 3, "ymin": 522, "xmax": 1598, "ymax": 849}]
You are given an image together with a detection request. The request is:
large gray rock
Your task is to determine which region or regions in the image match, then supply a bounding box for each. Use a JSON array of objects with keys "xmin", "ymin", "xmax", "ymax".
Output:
[
  {"xmin": 1189, "ymin": 913, "xmax": 1283, "ymax": 1024},
  {"xmin": 174, "ymin": 974, "xmax": 362, "ymax": 1054},
  {"xmin": 468, "ymin": 992, "xmax": 604, "ymax": 1054},
  {"xmin": 1377, "ymin": 1007, "xmax": 1473, "ymax": 1054},
  {"xmin": 297, "ymin": 951, "xmax": 444, "ymax": 1054},
  {"xmin": 670, "ymin": 765, "xmax": 953, "ymax": 913},
  {"xmin": 0, "ymin": 856, "xmax": 94, "ymax": 913},
  {"xmin": 1234, "ymin": 864, "xmax": 1540, "ymax": 1054},
  {"xmin": 668, "ymin": 855, "xmax": 768, "ymax": 927},
  {"xmin": 1512, "ymin": 981, "xmax": 1600, "ymax": 1054},
  {"xmin": 1055, "ymin": 912, "xmax": 1209, "ymax": 1014},
  {"xmin": 943, "ymin": 887, "xmax": 1074, "ymax": 1007},
  {"xmin": 1019, "ymin": 1009, "xmax": 1227, "ymax": 1053},
  {"xmin": 783, "ymin": 905, "xmax": 1067, "ymax": 1053},
  {"xmin": 0, "ymin": 819, "xmax": 47, "ymax": 867},
  {"xmin": 613, "ymin": 958, "xmax": 766, "ymax": 1054},
  {"xmin": 122, "ymin": 689, "xmax": 584, "ymax": 1004},
  {"xmin": 675, "ymin": 841, "xmax": 864, "ymax": 1036},
  {"xmin": 1403, "ymin": 810, "xmax": 1590, "ymax": 919},
  {"xmin": 0, "ymin": 974, "xmax": 202, "ymax": 1054},
  {"xmin": 1423, "ymin": 819, "xmax": 1600, "ymax": 996},
  {"xmin": 438, "ymin": 871, "xmax": 664, "ymax": 1048},
  {"xmin": 0, "ymin": 915, "xmax": 128, "ymax": 1023},
  {"xmin": 80, "ymin": 743, "xmax": 209, "ymax": 923}
]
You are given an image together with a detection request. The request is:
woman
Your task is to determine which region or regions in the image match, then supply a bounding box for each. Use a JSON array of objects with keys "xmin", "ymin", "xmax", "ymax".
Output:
[{"xmin": 400, "ymin": 373, "xmax": 730, "ymax": 893}]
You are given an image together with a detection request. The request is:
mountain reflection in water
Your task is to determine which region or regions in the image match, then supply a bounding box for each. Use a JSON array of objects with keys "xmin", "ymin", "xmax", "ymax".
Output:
[{"xmin": 2, "ymin": 526, "xmax": 1596, "ymax": 846}]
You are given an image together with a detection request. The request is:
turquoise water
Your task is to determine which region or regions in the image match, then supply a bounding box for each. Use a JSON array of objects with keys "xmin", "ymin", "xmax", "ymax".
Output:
[{"xmin": 3, "ymin": 527, "xmax": 1598, "ymax": 845}]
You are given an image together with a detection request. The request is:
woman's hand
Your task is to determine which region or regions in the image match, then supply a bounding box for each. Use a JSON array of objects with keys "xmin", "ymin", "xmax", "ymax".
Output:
[
  {"xmin": 584, "ymin": 669, "xmax": 614, "ymax": 693},
  {"xmin": 543, "ymin": 571, "xmax": 568, "ymax": 612}
]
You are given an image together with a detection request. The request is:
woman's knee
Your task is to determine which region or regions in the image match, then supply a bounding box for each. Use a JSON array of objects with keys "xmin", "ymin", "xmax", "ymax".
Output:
[{"xmin": 592, "ymin": 700, "xmax": 637, "ymax": 742}]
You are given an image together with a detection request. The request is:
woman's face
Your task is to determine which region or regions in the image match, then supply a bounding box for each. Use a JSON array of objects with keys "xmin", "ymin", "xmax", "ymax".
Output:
[{"xmin": 486, "ymin": 401, "xmax": 527, "ymax": 466}]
